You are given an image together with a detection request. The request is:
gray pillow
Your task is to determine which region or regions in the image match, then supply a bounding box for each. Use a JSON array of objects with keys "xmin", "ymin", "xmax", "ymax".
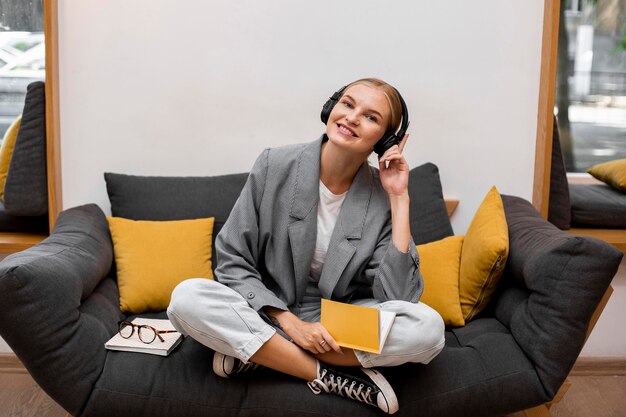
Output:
[
  {"xmin": 547, "ymin": 116, "xmax": 571, "ymax": 230},
  {"xmin": 4, "ymin": 81, "xmax": 48, "ymax": 217},
  {"xmin": 408, "ymin": 162, "xmax": 454, "ymax": 244},
  {"xmin": 105, "ymin": 172, "xmax": 248, "ymax": 265}
]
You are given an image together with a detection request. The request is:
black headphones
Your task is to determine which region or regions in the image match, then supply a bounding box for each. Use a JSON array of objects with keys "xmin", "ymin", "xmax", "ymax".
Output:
[{"xmin": 320, "ymin": 84, "xmax": 410, "ymax": 157}]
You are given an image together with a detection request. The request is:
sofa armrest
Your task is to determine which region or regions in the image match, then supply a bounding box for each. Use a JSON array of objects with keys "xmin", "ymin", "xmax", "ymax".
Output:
[
  {"xmin": 0, "ymin": 204, "xmax": 117, "ymax": 416},
  {"xmin": 495, "ymin": 195, "xmax": 623, "ymax": 399}
]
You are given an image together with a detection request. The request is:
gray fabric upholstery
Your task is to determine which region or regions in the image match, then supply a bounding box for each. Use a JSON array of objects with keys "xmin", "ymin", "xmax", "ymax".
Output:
[
  {"xmin": 547, "ymin": 116, "xmax": 571, "ymax": 230},
  {"xmin": 0, "ymin": 201, "xmax": 48, "ymax": 232},
  {"xmin": 105, "ymin": 172, "xmax": 248, "ymax": 266},
  {"xmin": 497, "ymin": 195, "xmax": 622, "ymax": 397},
  {"xmin": 0, "ymin": 204, "xmax": 118, "ymax": 416},
  {"xmin": 4, "ymin": 81, "xmax": 48, "ymax": 217},
  {"xmin": 570, "ymin": 183, "xmax": 626, "ymax": 228},
  {"xmin": 82, "ymin": 317, "xmax": 545, "ymax": 417},
  {"xmin": 408, "ymin": 162, "xmax": 454, "ymax": 244}
]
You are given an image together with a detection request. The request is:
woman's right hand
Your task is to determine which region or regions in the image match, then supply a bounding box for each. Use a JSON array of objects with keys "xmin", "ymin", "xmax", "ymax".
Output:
[{"xmin": 266, "ymin": 308, "xmax": 342, "ymax": 355}]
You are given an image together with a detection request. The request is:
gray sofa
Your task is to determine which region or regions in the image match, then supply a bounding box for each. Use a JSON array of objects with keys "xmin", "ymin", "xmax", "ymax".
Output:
[{"xmin": 0, "ymin": 162, "xmax": 622, "ymax": 417}]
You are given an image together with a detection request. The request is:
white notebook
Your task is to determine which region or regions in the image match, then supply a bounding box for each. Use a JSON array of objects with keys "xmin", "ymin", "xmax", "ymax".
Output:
[{"xmin": 105, "ymin": 318, "xmax": 183, "ymax": 357}]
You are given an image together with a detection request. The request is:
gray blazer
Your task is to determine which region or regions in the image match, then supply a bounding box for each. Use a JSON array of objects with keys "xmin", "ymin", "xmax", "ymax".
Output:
[{"xmin": 215, "ymin": 136, "xmax": 423, "ymax": 312}]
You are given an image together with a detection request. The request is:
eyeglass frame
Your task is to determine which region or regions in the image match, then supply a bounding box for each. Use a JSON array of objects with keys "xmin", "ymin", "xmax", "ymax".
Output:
[{"xmin": 117, "ymin": 320, "xmax": 179, "ymax": 344}]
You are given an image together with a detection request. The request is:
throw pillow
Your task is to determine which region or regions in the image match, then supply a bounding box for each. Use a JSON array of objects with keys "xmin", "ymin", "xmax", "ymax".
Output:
[
  {"xmin": 107, "ymin": 216, "xmax": 215, "ymax": 314},
  {"xmin": 587, "ymin": 158, "xmax": 626, "ymax": 192},
  {"xmin": 459, "ymin": 186, "xmax": 509, "ymax": 321},
  {"xmin": 417, "ymin": 235, "xmax": 465, "ymax": 327},
  {"xmin": 0, "ymin": 115, "xmax": 21, "ymax": 200},
  {"xmin": 408, "ymin": 163, "xmax": 454, "ymax": 244}
]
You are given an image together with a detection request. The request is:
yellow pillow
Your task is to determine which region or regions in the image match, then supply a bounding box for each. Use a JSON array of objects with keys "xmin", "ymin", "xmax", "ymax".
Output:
[
  {"xmin": 587, "ymin": 158, "xmax": 626, "ymax": 191},
  {"xmin": 459, "ymin": 186, "xmax": 509, "ymax": 322},
  {"xmin": 417, "ymin": 235, "xmax": 465, "ymax": 327},
  {"xmin": 0, "ymin": 115, "xmax": 22, "ymax": 200},
  {"xmin": 107, "ymin": 216, "xmax": 215, "ymax": 314}
]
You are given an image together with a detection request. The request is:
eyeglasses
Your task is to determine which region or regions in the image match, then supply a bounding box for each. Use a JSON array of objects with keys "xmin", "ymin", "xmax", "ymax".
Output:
[{"xmin": 118, "ymin": 320, "xmax": 179, "ymax": 344}]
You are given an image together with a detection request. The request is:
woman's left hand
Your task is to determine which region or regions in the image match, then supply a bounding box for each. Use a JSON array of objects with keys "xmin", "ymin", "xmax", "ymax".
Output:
[{"xmin": 379, "ymin": 134, "xmax": 410, "ymax": 197}]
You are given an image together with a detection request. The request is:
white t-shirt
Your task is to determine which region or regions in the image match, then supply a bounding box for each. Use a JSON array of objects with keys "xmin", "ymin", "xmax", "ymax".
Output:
[{"xmin": 309, "ymin": 180, "xmax": 347, "ymax": 282}]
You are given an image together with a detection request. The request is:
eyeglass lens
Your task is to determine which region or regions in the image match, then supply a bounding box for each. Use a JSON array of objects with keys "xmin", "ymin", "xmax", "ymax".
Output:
[
  {"xmin": 119, "ymin": 321, "xmax": 134, "ymax": 338},
  {"xmin": 138, "ymin": 326, "xmax": 157, "ymax": 344}
]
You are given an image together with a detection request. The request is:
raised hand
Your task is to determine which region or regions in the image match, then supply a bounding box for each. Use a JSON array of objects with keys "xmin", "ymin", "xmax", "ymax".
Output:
[{"xmin": 378, "ymin": 133, "xmax": 410, "ymax": 197}]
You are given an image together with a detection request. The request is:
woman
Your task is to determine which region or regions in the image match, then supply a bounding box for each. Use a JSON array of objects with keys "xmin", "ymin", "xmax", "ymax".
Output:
[{"xmin": 167, "ymin": 78, "xmax": 445, "ymax": 415}]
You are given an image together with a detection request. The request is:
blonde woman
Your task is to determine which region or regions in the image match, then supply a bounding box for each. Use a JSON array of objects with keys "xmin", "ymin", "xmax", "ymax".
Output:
[{"xmin": 168, "ymin": 78, "xmax": 445, "ymax": 415}]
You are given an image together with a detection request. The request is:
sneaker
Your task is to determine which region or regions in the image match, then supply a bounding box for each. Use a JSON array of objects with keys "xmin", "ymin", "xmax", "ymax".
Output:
[
  {"xmin": 212, "ymin": 352, "xmax": 261, "ymax": 378},
  {"xmin": 307, "ymin": 361, "xmax": 399, "ymax": 414}
]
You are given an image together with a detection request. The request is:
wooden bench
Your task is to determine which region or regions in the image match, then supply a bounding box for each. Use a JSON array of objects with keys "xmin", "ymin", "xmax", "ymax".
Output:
[{"xmin": 0, "ymin": 232, "xmax": 47, "ymax": 253}]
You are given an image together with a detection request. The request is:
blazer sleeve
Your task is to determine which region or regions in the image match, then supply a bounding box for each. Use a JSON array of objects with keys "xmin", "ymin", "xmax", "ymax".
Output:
[
  {"xmin": 364, "ymin": 219, "xmax": 424, "ymax": 303},
  {"xmin": 214, "ymin": 148, "xmax": 290, "ymax": 312}
]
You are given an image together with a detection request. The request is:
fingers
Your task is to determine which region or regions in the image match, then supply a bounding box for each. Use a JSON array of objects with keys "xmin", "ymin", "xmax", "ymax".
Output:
[
  {"xmin": 320, "ymin": 328, "xmax": 342, "ymax": 354},
  {"xmin": 299, "ymin": 324, "xmax": 342, "ymax": 354},
  {"xmin": 398, "ymin": 133, "xmax": 409, "ymax": 153},
  {"xmin": 378, "ymin": 148, "xmax": 407, "ymax": 170}
]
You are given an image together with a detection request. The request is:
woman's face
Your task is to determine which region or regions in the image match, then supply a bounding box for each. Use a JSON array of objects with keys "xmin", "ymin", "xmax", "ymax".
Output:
[{"xmin": 325, "ymin": 84, "xmax": 391, "ymax": 158}]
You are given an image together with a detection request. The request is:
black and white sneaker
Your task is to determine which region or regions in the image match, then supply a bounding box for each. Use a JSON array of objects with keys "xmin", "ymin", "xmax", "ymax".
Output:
[
  {"xmin": 307, "ymin": 361, "xmax": 399, "ymax": 414},
  {"xmin": 212, "ymin": 352, "xmax": 261, "ymax": 378}
]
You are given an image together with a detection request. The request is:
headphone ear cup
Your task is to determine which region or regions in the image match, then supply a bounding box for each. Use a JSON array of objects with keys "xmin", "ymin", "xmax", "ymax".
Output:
[
  {"xmin": 373, "ymin": 133, "xmax": 400, "ymax": 157},
  {"xmin": 320, "ymin": 98, "xmax": 335, "ymax": 124}
]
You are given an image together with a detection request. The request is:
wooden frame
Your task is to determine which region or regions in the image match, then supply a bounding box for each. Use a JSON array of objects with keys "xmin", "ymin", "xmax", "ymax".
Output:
[
  {"xmin": 532, "ymin": 0, "xmax": 560, "ymax": 220},
  {"xmin": 44, "ymin": 0, "xmax": 62, "ymax": 231},
  {"xmin": 0, "ymin": 0, "xmax": 62, "ymax": 253}
]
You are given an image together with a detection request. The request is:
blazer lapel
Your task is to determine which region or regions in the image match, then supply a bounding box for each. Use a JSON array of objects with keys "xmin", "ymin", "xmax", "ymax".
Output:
[
  {"xmin": 318, "ymin": 162, "xmax": 373, "ymax": 299},
  {"xmin": 288, "ymin": 137, "xmax": 323, "ymax": 303}
]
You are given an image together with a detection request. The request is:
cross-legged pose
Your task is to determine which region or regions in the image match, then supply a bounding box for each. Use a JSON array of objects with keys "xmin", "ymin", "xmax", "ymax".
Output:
[{"xmin": 167, "ymin": 78, "xmax": 445, "ymax": 414}]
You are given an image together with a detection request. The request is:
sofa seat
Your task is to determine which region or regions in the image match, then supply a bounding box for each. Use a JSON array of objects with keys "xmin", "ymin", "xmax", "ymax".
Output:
[
  {"xmin": 84, "ymin": 303, "xmax": 543, "ymax": 417},
  {"xmin": 569, "ymin": 183, "xmax": 626, "ymax": 228},
  {"xmin": 0, "ymin": 201, "xmax": 48, "ymax": 233}
]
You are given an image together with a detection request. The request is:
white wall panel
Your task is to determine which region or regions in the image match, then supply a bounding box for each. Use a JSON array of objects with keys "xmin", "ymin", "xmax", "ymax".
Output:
[{"xmin": 58, "ymin": 0, "xmax": 544, "ymax": 234}]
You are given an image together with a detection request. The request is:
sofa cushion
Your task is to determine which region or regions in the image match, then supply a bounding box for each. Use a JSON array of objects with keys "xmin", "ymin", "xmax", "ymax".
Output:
[
  {"xmin": 0, "ymin": 201, "xmax": 48, "ymax": 233},
  {"xmin": 459, "ymin": 186, "xmax": 509, "ymax": 322},
  {"xmin": 105, "ymin": 172, "xmax": 248, "ymax": 268},
  {"xmin": 417, "ymin": 235, "xmax": 465, "ymax": 327},
  {"xmin": 569, "ymin": 183, "xmax": 626, "ymax": 228},
  {"xmin": 4, "ymin": 81, "xmax": 48, "ymax": 217},
  {"xmin": 408, "ymin": 162, "xmax": 454, "ymax": 244},
  {"xmin": 107, "ymin": 216, "xmax": 215, "ymax": 313},
  {"xmin": 84, "ymin": 313, "xmax": 546, "ymax": 417},
  {"xmin": 496, "ymin": 195, "xmax": 623, "ymax": 397}
]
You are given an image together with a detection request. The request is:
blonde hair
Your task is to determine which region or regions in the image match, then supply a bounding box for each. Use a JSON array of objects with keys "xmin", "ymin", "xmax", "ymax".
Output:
[{"xmin": 342, "ymin": 78, "xmax": 403, "ymax": 133}]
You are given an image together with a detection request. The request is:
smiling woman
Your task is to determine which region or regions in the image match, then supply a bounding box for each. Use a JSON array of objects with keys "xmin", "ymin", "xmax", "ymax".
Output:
[{"xmin": 167, "ymin": 78, "xmax": 445, "ymax": 415}]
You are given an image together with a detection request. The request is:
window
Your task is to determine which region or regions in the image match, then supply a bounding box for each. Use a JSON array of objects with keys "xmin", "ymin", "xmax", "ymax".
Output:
[
  {"xmin": 0, "ymin": 0, "xmax": 44, "ymax": 138},
  {"xmin": 555, "ymin": 0, "xmax": 626, "ymax": 173}
]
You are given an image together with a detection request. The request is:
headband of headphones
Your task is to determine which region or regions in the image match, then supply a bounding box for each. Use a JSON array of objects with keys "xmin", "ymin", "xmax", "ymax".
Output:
[{"xmin": 320, "ymin": 83, "xmax": 410, "ymax": 157}]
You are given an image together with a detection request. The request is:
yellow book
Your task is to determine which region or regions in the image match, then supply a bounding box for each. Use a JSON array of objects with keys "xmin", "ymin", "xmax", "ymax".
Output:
[{"xmin": 321, "ymin": 299, "xmax": 396, "ymax": 354}]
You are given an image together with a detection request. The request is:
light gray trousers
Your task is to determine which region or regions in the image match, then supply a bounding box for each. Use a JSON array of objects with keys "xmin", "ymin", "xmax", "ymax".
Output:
[{"xmin": 167, "ymin": 278, "xmax": 445, "ymax": 368}]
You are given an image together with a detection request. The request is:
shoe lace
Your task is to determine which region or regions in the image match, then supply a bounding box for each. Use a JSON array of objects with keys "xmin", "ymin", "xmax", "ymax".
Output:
[
  {"xmin": 307, "ymin": 369, "xmax": 375, "ymax": 407},
  {"xmin": 235, "ymin": 360, "xmax": 259, "ymax": 374}
]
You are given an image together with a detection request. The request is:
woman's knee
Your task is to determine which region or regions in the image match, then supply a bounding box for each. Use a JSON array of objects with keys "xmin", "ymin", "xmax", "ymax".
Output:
[
  {"xmin": 167, "ymin": 278, "xmax": 220, "ymax": 319},
  {"xmin": 391, "ymin": 301, "xmax": 445, "ymax": 356}
]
